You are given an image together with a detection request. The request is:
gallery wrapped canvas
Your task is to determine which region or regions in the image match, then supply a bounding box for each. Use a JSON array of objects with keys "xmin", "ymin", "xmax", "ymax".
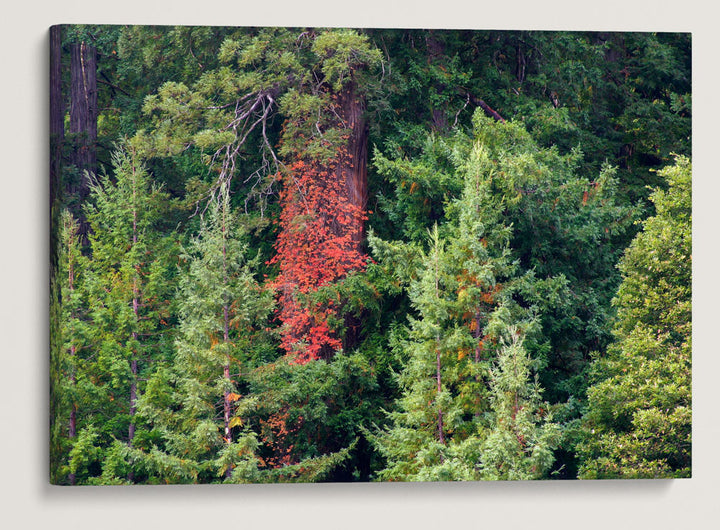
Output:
[{"xmin": 49, "ymin": 24, "xmax": 691, "ymax": 484}]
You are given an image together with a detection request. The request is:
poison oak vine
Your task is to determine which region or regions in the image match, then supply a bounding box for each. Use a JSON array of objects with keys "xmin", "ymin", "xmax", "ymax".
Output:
[{"xmin": 270, "ymin": 140, "xmax": 367, "ymax": 362}]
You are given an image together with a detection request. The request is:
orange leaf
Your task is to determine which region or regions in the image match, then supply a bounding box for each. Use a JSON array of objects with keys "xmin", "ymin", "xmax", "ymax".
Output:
[{"xmin": 227, "ymin": 392, "xmax": 242, "ymax": 402}]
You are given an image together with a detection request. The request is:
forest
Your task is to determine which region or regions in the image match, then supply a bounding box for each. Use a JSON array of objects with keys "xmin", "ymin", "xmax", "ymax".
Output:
[{"xmin": 49, "ymin": 25, "xmax": 691, "ymax": 484}]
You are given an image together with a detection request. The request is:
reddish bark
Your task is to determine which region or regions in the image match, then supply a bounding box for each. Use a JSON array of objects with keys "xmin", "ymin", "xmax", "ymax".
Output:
[
  {"xmin": 472, "ymin": 96, "xmax": 505, "ymax": 123},
  {"xmin": 69, "ymin": 41, "xmax": 97, "ymax": 243},
  {"xmin": 335, "ymin": 81, "xmax": 368, "ymax": 245},
  {"xmin": 70, "ymin": 41, "xmax": 97, "ymax": 177}
]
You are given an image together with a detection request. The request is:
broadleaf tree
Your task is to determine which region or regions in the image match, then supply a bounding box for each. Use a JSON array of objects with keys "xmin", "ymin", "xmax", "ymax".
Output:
[{"xmin": 579, "ymin": 156, "xmax": 692, "ymax": 479}]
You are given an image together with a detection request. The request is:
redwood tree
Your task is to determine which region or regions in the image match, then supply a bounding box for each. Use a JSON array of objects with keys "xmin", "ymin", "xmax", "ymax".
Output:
[
  {"xmin": 69, "ymin": 39, "xmax": 98, "ymax": 209},
  {"xmin": 270, "ymin": 30, "xmax": 381, "ymax": 362},
  {"xmin": 50, "ymin": 26, "xmax": 64, "ymax": 211}
]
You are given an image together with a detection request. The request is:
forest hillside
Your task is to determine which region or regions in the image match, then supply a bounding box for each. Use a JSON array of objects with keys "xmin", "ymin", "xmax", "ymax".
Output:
[{"xmin": 49, "ymin": 25, "xmax": 691, "ymax": 484}]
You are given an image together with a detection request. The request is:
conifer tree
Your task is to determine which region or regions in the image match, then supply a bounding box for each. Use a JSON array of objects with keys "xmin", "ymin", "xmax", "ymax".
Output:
[
  {"xmin": 578, "ymin": 156, "xmax": 692, "ymax": 479},
  {"xmin": 370, "ymin": 135, "xmax": 531, "ymax": 481},
  {"xmin": 370, "ymin": 225, "xmax": 467, "ymax": 481},
  {"xmin": 135, "ymin": 182, "xmax": 272, "ymax": 483},
  {"xmin": 238, "ymin": 352, "xmax": 380, "ymax": 481},
  {"xmin": 374, "ymin": 111, "xmax": 635, "ymax": 477},
  {"xmin": 50, "ymin": 211, "xmax": 92, "ymax": 484},
  {"xmin": 478, "ymin": 327, "xmax": 560, "ymax": 480},
  {"xmin": 270, "ymin": 153, "xmax": 368, "ymax": 362},
  {"xmin": 71, "ymin": 145, "xmax": 176, "ymax": 483},
  {"xmin": 137, "ymin": 28, "xmax": 381, "ymax": 361},
  {"xmin": 48, "ymin": 25, "xmax": 692, "ymax": 484},
  {"xmin": 269, "ymin": 30, "xmax": 380, "ymax": 361}
]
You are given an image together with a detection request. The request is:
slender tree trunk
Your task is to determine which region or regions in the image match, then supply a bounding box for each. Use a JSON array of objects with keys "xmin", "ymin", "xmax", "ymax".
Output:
[
  {"xmin": 129, "ymin": 356, "xmax": 137, "ymax": 439},
  {"xmin": 221, "ymin": 201, "xmax": 232, "ymax": 478},
  {"xmin": 472, "ymin": 309, "xmax": 485, "ymax": 419},
  {"xmin": 67, "ymin": 220, "xmax": 77, "ymax": 485},
  {"xmin": 433, "ymin": 250, "xmax": 445, "ymax": 446},
  {"xmin": 223, "ymin": 303, "xmax": 231, "ymax": 447},
  {"xmin": 223, "ymin": 301, "xmax": 232, "ymax": 480},
  {"xmin": 128, "ymin": 357, "xmax": 137, "ymax": 480},
  {"xmin": 436, "ymin": 342, "xmax": 445, "ymax": 446}
]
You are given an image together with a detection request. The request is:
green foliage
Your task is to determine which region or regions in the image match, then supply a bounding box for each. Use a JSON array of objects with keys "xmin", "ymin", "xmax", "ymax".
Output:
[
  {"xmin": 62, "ymin": 145, "xmax": 178, "ymax": 483},
  {"xmin": 370, "ymin": 128, "xmax": 559, "ymax": 481},
  {"xmin": 478, "ymin": 329, "xmax": 560, "ymax": 480},
  {"xmin": 579, "ymin": 156, "xmax": 691, "ymax": 479},
  {"xmin": 241, "ymin": 353, "xmax": 381, "ymax": 480},
  {"xmin": 311, "ymin": 29, "xmax": 382, "ymax": 92},
  {"xmin": 50, "ymin": 211, "xmax": 89, "ymax": 483},
  {"xmin": 372, "ymin": 136, "xmax": 461, "ymax": 242},
  {"xmin": 50, "ymin": 25, "xmax": 691, "ymax": 483},
  {"xmin": 134, "ymin": 182, "xmax": 273, "ymax": 483}
]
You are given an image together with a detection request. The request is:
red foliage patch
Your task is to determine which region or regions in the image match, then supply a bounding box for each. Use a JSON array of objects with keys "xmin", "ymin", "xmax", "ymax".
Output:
[{"xmin": 270, "ymin": 149, "xmax": 367, "ymax": 363}]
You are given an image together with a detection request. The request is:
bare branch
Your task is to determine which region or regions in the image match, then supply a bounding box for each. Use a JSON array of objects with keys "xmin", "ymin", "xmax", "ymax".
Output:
[{"xmin": 453, "ymin": 93, "xmax": 471, "ymax": 128}]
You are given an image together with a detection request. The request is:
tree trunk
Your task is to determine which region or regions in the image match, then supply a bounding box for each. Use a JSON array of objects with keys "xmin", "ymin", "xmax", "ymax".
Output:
[
  {"xmin": 433, "ymin": 251, "xmax": 445, "ymax": 446},
  {"xmin": 470, "ymin": 95, "xmax": 505, "ymax": 123},
  {"xmin": 69, "ymin": 40, "xmax": 97, "ymax": 241},
  {"xmin": 334, "ymin": 81, "xmax": 369, "ymax": 354},
  {"xmin": 128, "ymin": 357, "xmax": 137, "ymax": 480},
  {"xmin": 70, "ymin": 41, "xmax": 97, "ymax": 175},
  {"xmin": 129, "ymin": 357, "xmax": 137, "ymax": 444},
  {"xmin": 67, "ymin": 217, "xmax": 77, "ymax": 485},
  {"xmin": 221, "ymin": 202, "xmax": 232, "ymax": 478},
  {"xmin": 516, "ymin": 39, "xmax": 527, "ymax": 83},
  {"xmin": 128, "ymin": 170, "xmax": 138, "ymax": 482},
  {"xmin": 336, "ymin": 80, "xmax": 368, "ymax": 245},
  {"xmin": 436, "ymin": 343, "xmax": 445, "ymax": 446},
  {"xmin": 50, "ymin": 26, "xmax": 63, "ymax": 211}
]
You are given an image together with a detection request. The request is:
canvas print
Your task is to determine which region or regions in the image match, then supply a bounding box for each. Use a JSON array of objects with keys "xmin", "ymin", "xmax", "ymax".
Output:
[{"xmin": 49, "ymin": 25, "xmax": 691, "ymax": 485}]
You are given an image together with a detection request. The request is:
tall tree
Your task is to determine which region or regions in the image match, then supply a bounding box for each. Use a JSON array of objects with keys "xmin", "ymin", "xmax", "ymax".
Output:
[
  {"xmin": 50, "ymin": 26, "xmax": 64, "ymax": 211},
  {"xmin": 50, "ymin": 211, "xmax": 91, "ymax": 484},
  {"xmin": 135, "ymin": 28, "xmax": 382, "ymax": 360},
  {"xmin": 578, "ymin": 156, "xmax": 692, "ymax": 479},
  {"xmin": 261, "ymin": 29, "xmax": 381, "ymax": 360},
  {"xmin": 135, "ymin": 182, "xmax": 272, "ymax": 483},
  {"xmin": 68, "ymin": 38, "xmax": 98, "ymax": 223},
  {"xmin": 369, "ymin": 128, "xmax": 548, "ymax": 481},
  {"xmin": 370, "ymin": 225, "xmax": 475, "ymax": 481},
  {"xmin": 76, "ymin": 145, "xmax": 176, "ymax": 482}
]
